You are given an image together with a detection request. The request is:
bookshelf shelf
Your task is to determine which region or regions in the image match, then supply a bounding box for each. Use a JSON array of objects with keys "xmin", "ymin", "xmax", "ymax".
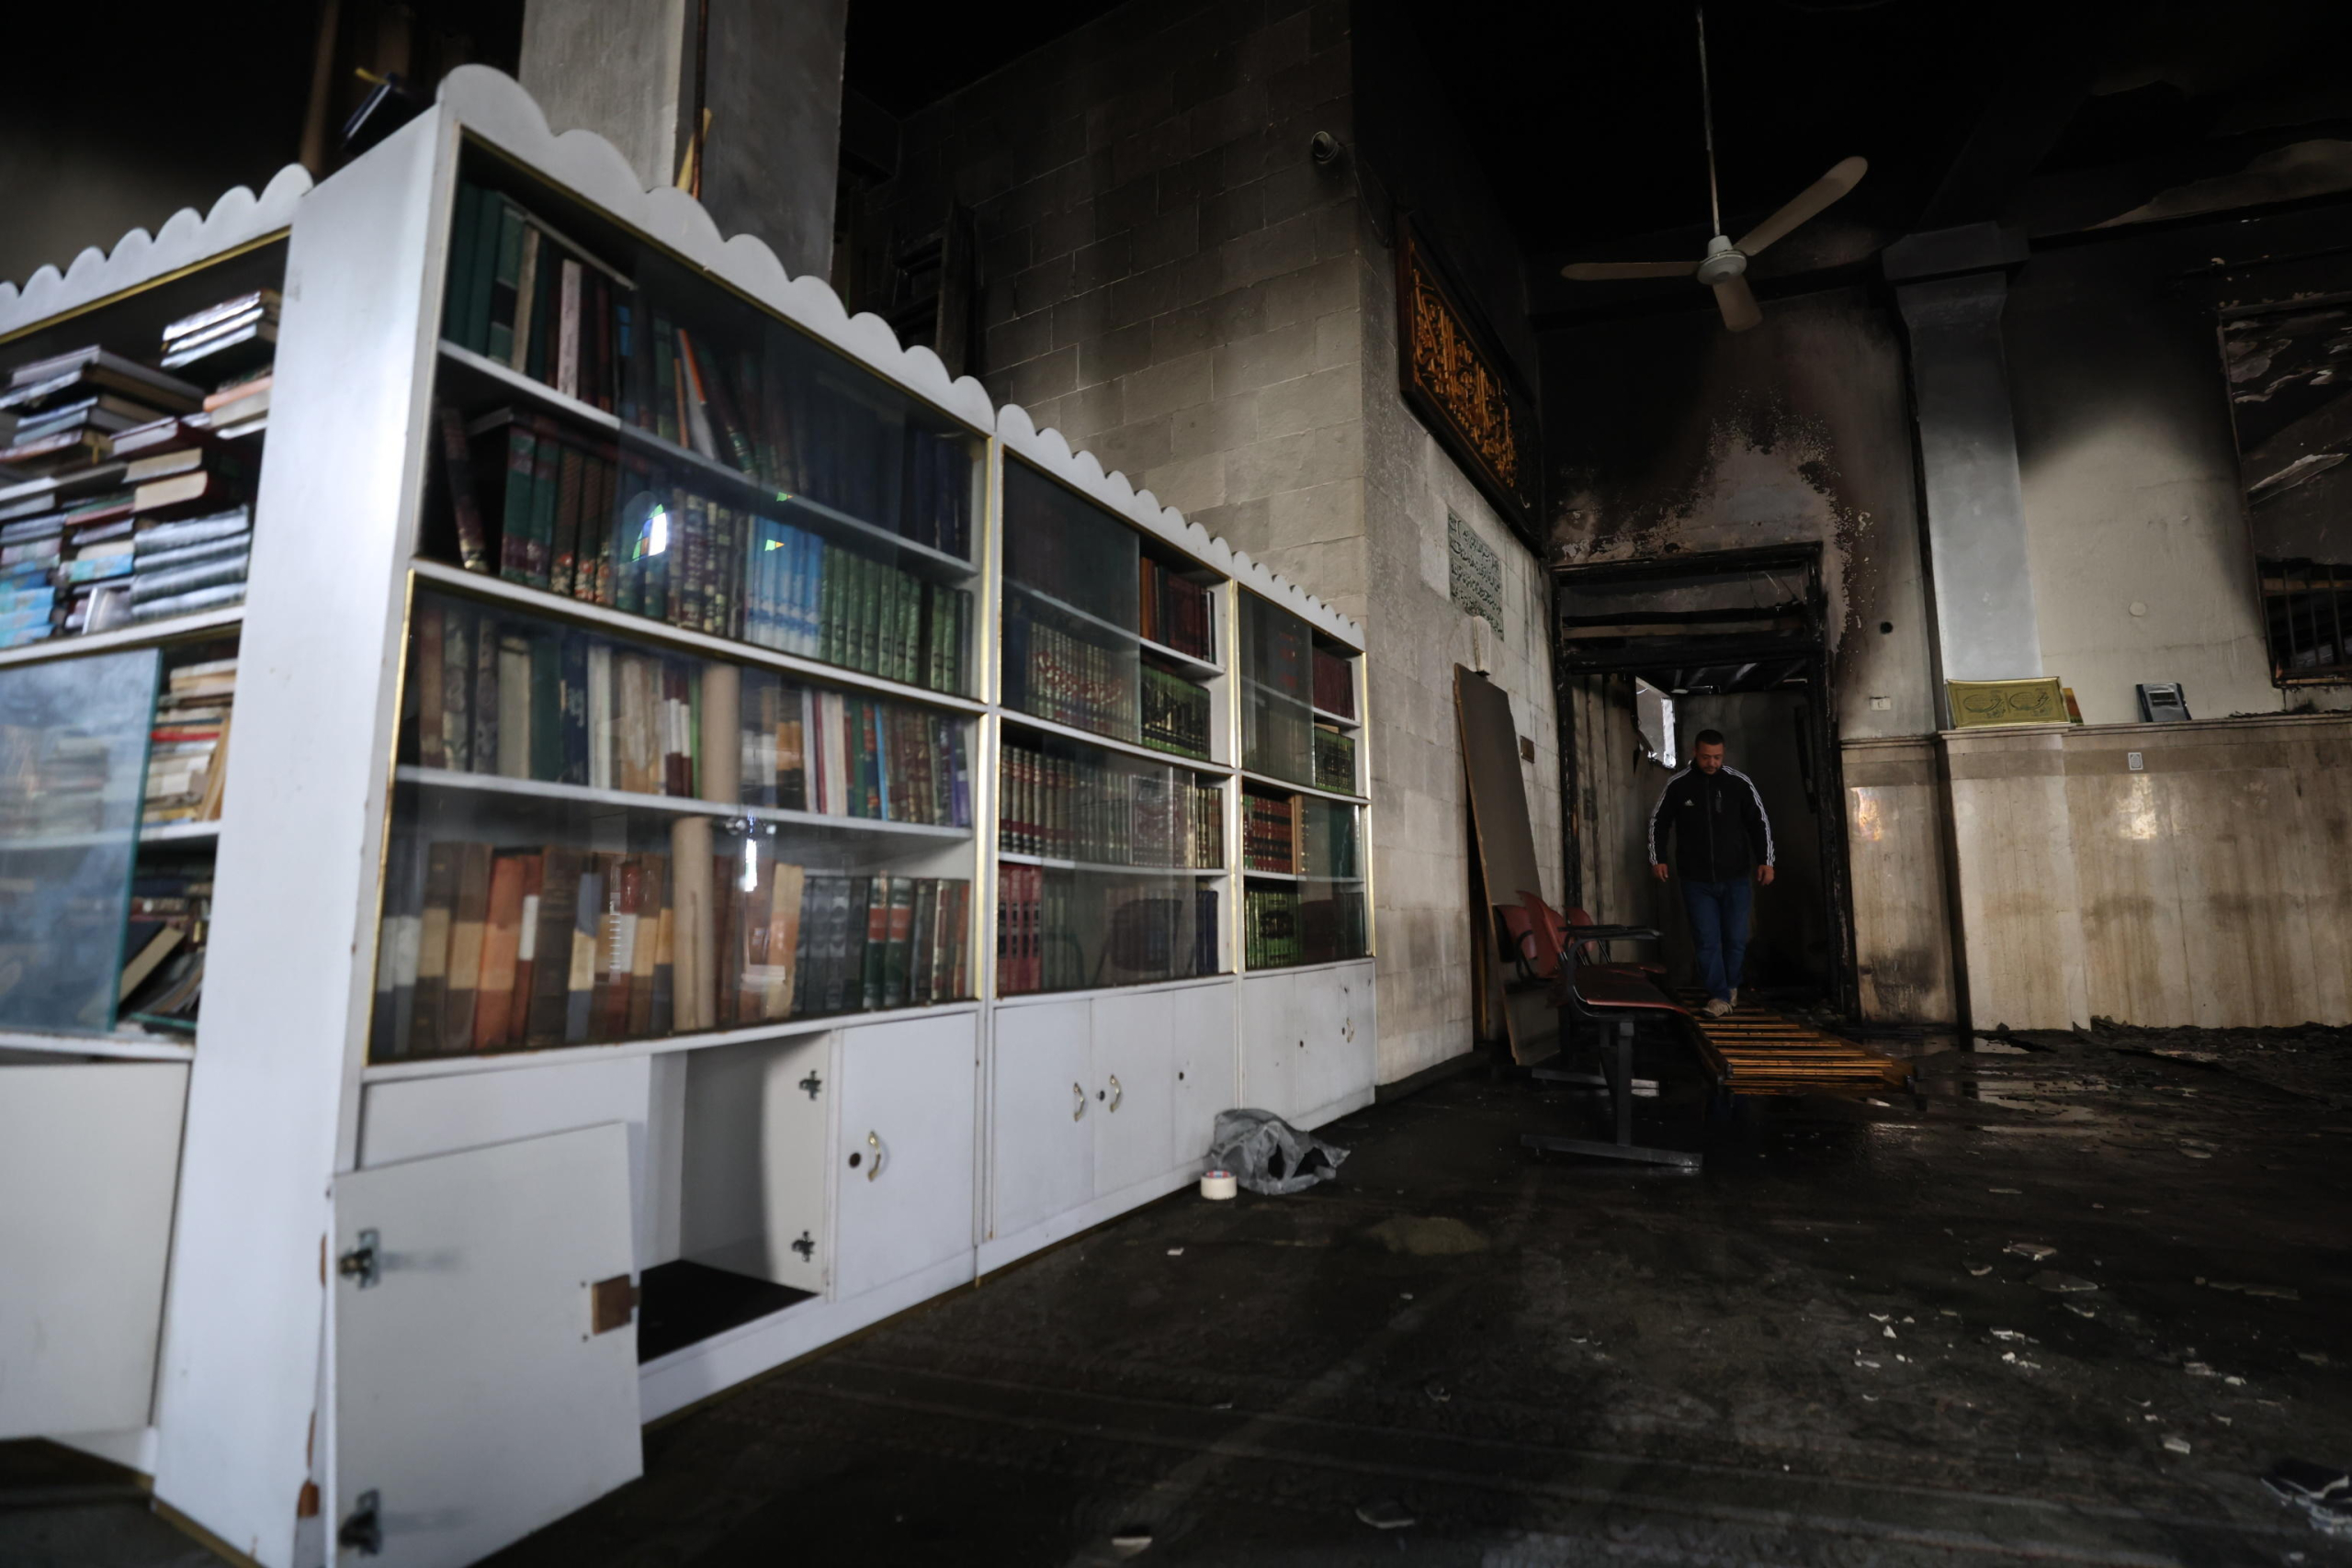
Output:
[
  {"xmin": 1239, "ymin": 769, "xmax": 1369, "ymax": 806},
  {"xmin": 396, "ymin": 766, "xmax": 974, "ymax": 840},
  {"xmin": 1000, "ymin": 851, "xmax": 1223, "ymax": 875},
  {"xmin": 1140, "ymin": 636, "xmax": 1221, "ymax": 679},
  {"xmin": 0, "ymin": 606, "xmax": 244, "ymax": 671},
  {"xmin": 1311, "ymin": 705, "xmax": 1358, "ymax": 729},
  {"xmin": 0, "ymin": 1029, "xmax": 196, "ymax": 1063},
  {"xmin": 0, "ymin": 819, "xmax": 223, "ymax": 852},
  {"xmin": 410, "ymin": 560, "xmax": 987, "ymax": 714},
  {"xmin": 358, "ymin": 998, "xmax": 983, "ymax": 1083},
  {"xmin": 1239, "ymin": 870, "xmax": 1364, "ymax": 884},
  {"xmin": 1003, "ymin": 710, "xmax": 1226, "ymax": 773},
  {"xmin": 437, "ymin": 343, "xmax": 980, "ymax": 585}
]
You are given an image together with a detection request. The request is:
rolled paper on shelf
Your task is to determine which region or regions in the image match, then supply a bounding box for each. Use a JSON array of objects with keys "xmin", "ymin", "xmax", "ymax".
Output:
[
  {"xmin": 671, "ymin": 816, "xmax": 714, "ymax": 1031},
  {"xmin": 699, "ymin": 660, "xmax": 740, "ymax": 805}
]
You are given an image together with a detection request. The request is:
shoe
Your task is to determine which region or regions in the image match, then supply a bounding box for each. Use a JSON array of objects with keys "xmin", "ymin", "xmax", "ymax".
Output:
[{"xmin": 1704, "ymin": 997, "xmax": 1733, "ymax": 1018}]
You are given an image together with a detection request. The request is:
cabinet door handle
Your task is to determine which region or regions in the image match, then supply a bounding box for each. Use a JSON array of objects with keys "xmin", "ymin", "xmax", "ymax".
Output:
[
  {"xmin": 865, "ymin": 1129, "xmax": 886, "ymax": 1181},
  {"xmin": 1107, "ymin": 1075, "xmax": 1123, "ymax": 1111},
  {"xmin": 1071, "ymin": 1082, "xmax": 1086, "ymax": 1121}
]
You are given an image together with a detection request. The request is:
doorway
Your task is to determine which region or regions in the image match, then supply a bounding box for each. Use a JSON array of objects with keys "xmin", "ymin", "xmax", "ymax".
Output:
[{"xmin": 1554, "ymin": 544, "xmax": 1855, "ymax": 1012}]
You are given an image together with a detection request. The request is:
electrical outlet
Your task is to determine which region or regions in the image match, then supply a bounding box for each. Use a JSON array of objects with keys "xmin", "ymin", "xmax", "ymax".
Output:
[
  {"xmin": 1869, "ymin": 695, "xmax": 1892, "ymax": 711},
  {"xmin": 2127, "ymin": 751, "xmax": 2144, "ymax": 772}
]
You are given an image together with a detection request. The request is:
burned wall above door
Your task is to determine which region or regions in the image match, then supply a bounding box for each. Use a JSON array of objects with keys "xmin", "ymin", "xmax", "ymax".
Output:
[{"xmin": 1541, "ymin": 287, "xmax": 1936, "ymax": 739}]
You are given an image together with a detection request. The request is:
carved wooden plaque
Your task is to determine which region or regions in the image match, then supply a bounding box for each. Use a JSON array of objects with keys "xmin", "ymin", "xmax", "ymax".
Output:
[{"xmin": 1398, "ymin": 218, "xmax": 1540, "ymax": 539}]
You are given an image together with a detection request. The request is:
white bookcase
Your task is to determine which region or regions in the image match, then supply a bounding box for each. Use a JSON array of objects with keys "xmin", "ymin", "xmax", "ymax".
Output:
[{"xmin": 0, "ymin": 71, "xmax": 1375, "ymax": 1568}]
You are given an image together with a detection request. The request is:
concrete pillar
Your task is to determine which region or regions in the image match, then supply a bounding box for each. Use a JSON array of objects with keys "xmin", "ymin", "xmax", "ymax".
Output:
[
  {"xmin": 1888, "ymin": 223, "xmax": 2039, "ymax": 703},
  {"xmin": 521, "ymin": 0, "xmax": 845, "ymax": 281}
]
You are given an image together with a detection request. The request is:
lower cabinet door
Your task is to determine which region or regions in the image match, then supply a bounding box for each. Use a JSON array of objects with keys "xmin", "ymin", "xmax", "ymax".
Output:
[
  {"xmin": 989, "ymin": 998, "xmax": 1093, "ymax": 1239},
  {"xmin": 1238, "ymin": 971, "xmax": 1297, "ymax": 1120},
  {"xmin": 1296, "ymin": 964, "xmax": 1374, "ymax": 1115},
  {"xmin": 680, "ymin": 1033, "xmax": 830, "ymax": 1293},
  {"xmin": 1090, "ymin": 990, "xmax": 1174, "ymax": 1196},
  {"xmin": 834, "ymin": 1012, "xmax": 978, "ymax": 1301},
  {"xmin": 1169, "ymin": 981, "xmax": 1238, "ymax": 1171},
  {"xmin": 0, "ymin": 1062, "xmax": 187, "ymax": 1440},
  {"xmin": 333, "ymin": 1122, "xmax": 640, "ymax": 1568}
]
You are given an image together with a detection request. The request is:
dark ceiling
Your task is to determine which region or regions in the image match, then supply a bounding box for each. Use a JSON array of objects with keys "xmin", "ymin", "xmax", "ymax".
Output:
[{"xmin": 845, "ymin": 0, "xmax": 1125, "ymax": 117}]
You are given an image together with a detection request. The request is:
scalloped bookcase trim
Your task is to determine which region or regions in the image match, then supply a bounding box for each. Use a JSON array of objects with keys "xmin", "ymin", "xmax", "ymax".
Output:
[
  {"xmin": 0, "ymin": 164, "xmax": 313, "ymax": 340},
  {"xmin": 0, "ymin": 67, "xmax": 1362, "ymax": 649}
]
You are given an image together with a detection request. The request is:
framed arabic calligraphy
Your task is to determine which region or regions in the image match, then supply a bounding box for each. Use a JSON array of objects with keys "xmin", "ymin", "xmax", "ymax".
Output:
[{"xmin": 1396, "ymin": 217, "xmax": 1540, "ymax": 542}]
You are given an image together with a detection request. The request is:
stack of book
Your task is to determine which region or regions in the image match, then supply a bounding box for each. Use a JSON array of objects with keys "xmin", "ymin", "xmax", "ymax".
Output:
[
  {"xmin": 411, "ymin": 598, "xmax": 971, "ymax": 829},
  {"xmin": 201, "ymin": 370, "xmax": 272, "ymax": 440},
  {"xmin": 123, "ymin": 505, "xmax": 252, "ymax": 626},
  {"xmin": 441, "ymin": 405, "xmax": 972, "ymax": 694},
  {"xmin": 119, "ymin": 868, "xmax": 211, "ymax": 1032},
  {"xmin": 1140, "ymin": 666, "xmax": 1209, "ymax": 759},
  {"xmin": 1139, "ymin": 557, "xmax": 1213, "ymax": 658},
  {"xmin": 374, "ymin": 836, "xmax": 970, "ymax": 1057},
  {"xmin": 160, "ymin": 291, "xmax": 278, "ymax": 377},
  {"xmin": 1312, "ymin": 646, "xmax": 1354, "ymax": 716},
  {"xmin": 1002, "ymin": 615, "xmax": 1135, "ymax": 739},
  {"xmin": 998, "ymin": 738, "xmax": 1220, "ymax": 868},
  {"xmin": 443, "ymin": 179, "xmax": 975, "ymax": 557},
  {"xmin": 1313, "ymin": 726, "xmax": 1355, "ymax": 794},
  {"xmin": 0, "ymin": 348, "xmax": 201, "ymax": 475},
  {"xmin": 143, "ymin": 657, "xmax": 234, "ymax": 826},
  {"xmin": 1244, "ymin": 792, "xmax": 1300, "ymax": 874}
]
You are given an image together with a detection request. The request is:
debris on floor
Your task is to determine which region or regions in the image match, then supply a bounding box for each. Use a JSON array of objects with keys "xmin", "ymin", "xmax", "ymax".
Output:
[
  {"xmin": 2264, "ymin": 1460, "xmax": 2352, "ymax": 1538},
  {"xmin": 1356, "ymin": 1498, "xmax": 1416, "ymax": 1530},
  {"xmin": 1205, "ymin": 1109, "xmax": 1350, "ymax": 1195}
]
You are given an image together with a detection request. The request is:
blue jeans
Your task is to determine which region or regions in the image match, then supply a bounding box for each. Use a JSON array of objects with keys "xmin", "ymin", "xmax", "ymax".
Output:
[{"xmin": 1680, "ymin": 877, "xmax": 1752, "ymax": 1002}]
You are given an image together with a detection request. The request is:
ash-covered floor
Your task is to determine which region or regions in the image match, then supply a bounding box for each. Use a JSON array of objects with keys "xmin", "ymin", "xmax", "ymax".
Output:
[{"xmin": 6, "ymin": 1024, "xmax": 2348, "ymax": 1567}]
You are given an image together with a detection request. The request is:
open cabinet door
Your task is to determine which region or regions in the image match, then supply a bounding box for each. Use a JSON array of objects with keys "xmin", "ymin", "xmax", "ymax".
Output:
[
  {"xmin": 0, "ymin": 1062, "xmax": 187, "ymax": 1439},
  {"xmin": 333, "ymin": 1122, "xmax": 640, "ymax": 1567}
]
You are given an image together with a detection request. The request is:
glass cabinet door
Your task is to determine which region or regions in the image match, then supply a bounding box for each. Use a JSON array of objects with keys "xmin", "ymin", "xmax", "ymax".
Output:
[{"xmin": 0, "ymin": 649, "xmax": 158, "ymax": 1032}]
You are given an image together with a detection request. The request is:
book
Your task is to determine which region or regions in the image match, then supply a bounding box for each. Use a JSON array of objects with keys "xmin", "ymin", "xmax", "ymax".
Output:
[{"xmin": 6, "ymin": 347, "xmax": 202, "ymax": 409}]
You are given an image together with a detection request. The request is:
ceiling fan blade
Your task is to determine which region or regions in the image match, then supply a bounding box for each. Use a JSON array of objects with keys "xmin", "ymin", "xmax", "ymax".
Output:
[
  {"xmin": 1713, "ymin": 274, "xmax": 1762, "ymax": 333},
  {"xmin": 1735, "ymin": 155, "xmax": 1869, "ymax": 257},
  {"xmin": 1559, "ymin": 259, "xmax": 1701, "ymax": 281}
]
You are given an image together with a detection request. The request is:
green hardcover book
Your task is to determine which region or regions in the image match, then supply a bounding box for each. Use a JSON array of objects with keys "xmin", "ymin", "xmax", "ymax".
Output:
[
  {"xmin": 901, "ymin": 573, "xmax": 922, "ymax": 685},
  {"xmin": 485, "ymin": 201, "xmax": 526, "ymax": 364},
  {"xmin": 443, "ymin": 184, "xmax": 483, "ymax": 348},
  {"xmin": 529, "ymin": 634, "xmax": 563, "ymax": 782},
  {"xmin": 464, "ymin": 189, "xmax": 502, "ymax": 354},
  {"xmin": 819, "ymin": 545, "xmax": 840, "ymax": 667},
  {"xmin": 861, "ymin": 556, "xmax": 883, "ymax": 675},
  {"xmin": 527, "ymin": 422, "xmax": 560, "ymax": 588},
  {"xmin": 497, "ymin": 421, "xmax": 537, "ymax": 583},
  {"xmin": 548, "ymin": 439, "xmax": 585, "ymax": 599},
  {"xmin": 651, "ymin": 315, "xmax": 679, "ymax": 445}
]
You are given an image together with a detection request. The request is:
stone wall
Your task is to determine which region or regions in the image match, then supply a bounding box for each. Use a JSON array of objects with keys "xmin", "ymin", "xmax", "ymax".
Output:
[{"xmin": 865, "ymin": 0, "xmax": 1558, "ymax": 1080}]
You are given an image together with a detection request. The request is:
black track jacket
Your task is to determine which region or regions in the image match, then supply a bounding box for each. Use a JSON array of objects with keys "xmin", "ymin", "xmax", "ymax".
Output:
[{"xmin": 1648, "ymin": 764, "xmax": 1774, "ymax": 882}]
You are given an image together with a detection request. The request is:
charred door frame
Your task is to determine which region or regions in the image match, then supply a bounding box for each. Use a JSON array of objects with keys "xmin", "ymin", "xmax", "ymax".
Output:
[{"xmin": 1550, "ymin": 543, "xmax": 1860, "ymax": 1017}]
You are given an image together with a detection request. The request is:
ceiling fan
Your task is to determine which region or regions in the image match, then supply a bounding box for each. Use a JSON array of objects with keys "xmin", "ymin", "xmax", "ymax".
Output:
[{"xmin": 1558, "ymin": 6, "xmax": 1866, "ymax": 333}]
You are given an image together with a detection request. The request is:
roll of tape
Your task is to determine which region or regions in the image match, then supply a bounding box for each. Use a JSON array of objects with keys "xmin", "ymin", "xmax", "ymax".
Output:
[{"xmin": 1200, "ymin": 1168, "xmax": 1238, "ymax": 1201}]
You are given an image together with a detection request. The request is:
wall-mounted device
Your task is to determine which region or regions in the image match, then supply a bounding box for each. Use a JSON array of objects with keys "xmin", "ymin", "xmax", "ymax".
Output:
[{"xmin": 2135, "ymin": 682, "xmax": 2189, "ymax": 723}]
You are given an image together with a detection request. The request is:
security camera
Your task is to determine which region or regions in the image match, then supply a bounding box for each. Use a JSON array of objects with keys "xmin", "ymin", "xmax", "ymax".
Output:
[{"xmin": 1309, "ymin": 131, "xmax": 1345, "ymax": 167}]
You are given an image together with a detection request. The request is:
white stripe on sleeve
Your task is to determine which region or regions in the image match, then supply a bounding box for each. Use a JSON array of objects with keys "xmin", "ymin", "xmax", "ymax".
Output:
[
  {"xmin": 1647, "ymin": 766, "xmax": 1687, "ymax": 865},
  {"xmin": 1724, "ymin": 765, "xmax": 1774, "ymax": 866}
]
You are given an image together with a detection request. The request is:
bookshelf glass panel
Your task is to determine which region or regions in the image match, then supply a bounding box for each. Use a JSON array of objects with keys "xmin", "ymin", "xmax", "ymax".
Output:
[
  {"xmin": 1239, "ymin": 592, "xmax": 1311, "ymax": 786},
  {"xmin": 420, "ymin": 145, "xmax": 984, "ymax": 700},
  {"xmin": 0, "ymin": 648, "xmax": 158, "ymax": 1032},
  {"xmin": 1242, "ymin": 786, "xmax": 1366, "ymax": 969},
  {"xmin": 999, "ymin": 725, "xmax": 1225, "ymax": 873},
  {"xmin": 996, "ymin": 866, "xmax": 1223, "ymax": 997},
  {"xmin": 369, "ymin": 589, "xmax": 977, "ymax": 1062}
]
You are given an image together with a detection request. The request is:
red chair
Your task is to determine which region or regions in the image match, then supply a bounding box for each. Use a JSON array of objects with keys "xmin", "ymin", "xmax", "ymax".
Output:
[
  {"xmin": 1515, "ymin": 890, "xmax": 1700, "ymax": 1170},
  {"xmin": 1500, "ymin": 897, "xmax": 1666, "ymax": 984}
]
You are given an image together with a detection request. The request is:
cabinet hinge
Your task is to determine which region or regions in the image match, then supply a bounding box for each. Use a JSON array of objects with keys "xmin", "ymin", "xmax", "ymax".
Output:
[
  {"xmin": 339, "ymin": 1489, "xmax": 382, "ymax": 1555},
  {"xmin": 337, "ymin": 1229, "xmax": 380, "ymax": 1290}
]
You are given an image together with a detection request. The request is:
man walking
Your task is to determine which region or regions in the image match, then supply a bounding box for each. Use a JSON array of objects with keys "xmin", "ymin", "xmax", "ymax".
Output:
[{"xmin": 1648, "ymin": 728, "xmax": 1774, "ymax": 1017}]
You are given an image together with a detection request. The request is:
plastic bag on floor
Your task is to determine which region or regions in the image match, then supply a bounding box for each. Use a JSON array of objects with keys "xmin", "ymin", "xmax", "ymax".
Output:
[{"xmin": 1206, "ymin": 1109, "xmax": 1350, "ymax": 1195}]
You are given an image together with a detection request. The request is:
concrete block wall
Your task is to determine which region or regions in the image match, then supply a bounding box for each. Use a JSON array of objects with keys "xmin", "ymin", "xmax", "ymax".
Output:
[{"xmin": 866, "ymin": 0, "xmax": 1559, "ymax": 1081}]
